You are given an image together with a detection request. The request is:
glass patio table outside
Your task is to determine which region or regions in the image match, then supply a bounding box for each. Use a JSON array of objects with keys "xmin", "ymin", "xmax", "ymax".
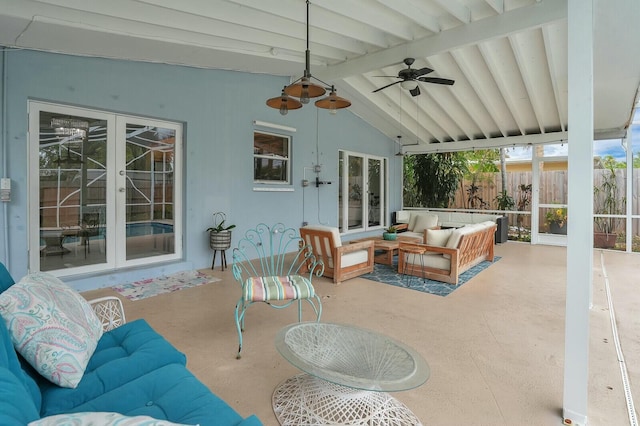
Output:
[{"xmin": 273, "ymin": 322, "xmax": 430, "ymax": 425}]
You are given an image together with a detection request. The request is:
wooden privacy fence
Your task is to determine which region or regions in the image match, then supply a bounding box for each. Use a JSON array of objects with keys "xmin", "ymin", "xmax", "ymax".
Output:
[{"xmin": 446, "ymin": 169, "xmax": 639, "ymax": 236}]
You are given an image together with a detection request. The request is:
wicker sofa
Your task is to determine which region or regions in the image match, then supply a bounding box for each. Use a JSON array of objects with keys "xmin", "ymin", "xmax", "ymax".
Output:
[
  {"xmin": 397, "ymin": 221, "xmax": 497, "ymax": 284},
  {"xmin": 394, "ymin": 210, "xmax": 507, "ymax": 243}
]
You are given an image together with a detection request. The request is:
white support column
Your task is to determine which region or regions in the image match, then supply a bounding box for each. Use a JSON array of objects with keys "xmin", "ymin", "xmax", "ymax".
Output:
[{"xmin": 563, "ymin": 1, "xmax": 593, "ymax": 425}]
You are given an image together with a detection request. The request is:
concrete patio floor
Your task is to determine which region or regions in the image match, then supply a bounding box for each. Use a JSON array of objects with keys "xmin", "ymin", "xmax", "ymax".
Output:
[{"xmin": 83, "ymin": 242, "xmax": 639, "ymax": 425}]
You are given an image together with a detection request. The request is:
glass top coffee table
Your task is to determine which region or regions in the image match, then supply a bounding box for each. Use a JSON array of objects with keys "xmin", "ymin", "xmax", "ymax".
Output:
[{"xmin": 273, "ymin": 322, "xmax": 430, "ymax": 425}]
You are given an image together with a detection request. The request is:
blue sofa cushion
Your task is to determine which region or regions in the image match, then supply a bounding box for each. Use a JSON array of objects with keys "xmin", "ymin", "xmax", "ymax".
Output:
[
  {"xmin": 0, "ymin": 366, "xmax": 40, "ymax": 425},
  {"xmin": 51, "ymin": 363, "xmax": 260, "ymax": 426},
  {"xmin": 0, "ymin": 262, "xmax": 14, "ymax": 293},
  {"xmin": 0, "ymin": 311, "xmax": 42, "ymax": 412},
  {"xmin": 38, "ymin": 318, "xmax": 187, "ymax": 415}
]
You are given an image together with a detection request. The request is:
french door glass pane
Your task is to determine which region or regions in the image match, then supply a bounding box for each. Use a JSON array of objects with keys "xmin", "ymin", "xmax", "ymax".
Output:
[
  {"xmin": 125, "ymin": 124, "xmax": 176, "ymax": 260},
  {"xmin": 368, "ymin": 158, "xmax": 381, "ymax": 226},
  {"xmin": 348, "ymin": 156, "xmax": 364, "ymax": 230},
  {"xmin": 39, "ymin": 111, "xmax": 107, "ymax": 271}
]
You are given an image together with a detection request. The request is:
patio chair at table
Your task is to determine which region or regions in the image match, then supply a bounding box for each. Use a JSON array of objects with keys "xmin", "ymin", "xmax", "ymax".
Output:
[{"xmin": 232, "ymin": 223, "xmax": 323, "ymax": 359}]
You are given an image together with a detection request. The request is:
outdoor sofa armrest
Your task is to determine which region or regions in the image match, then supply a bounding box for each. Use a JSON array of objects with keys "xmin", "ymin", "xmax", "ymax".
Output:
[{"xmin": 399, "ymin": 241, "xmax": 458, "ymax": 257}]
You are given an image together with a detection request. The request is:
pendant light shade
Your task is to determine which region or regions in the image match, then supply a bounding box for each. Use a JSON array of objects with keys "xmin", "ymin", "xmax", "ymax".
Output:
[
  {"xmin": 266, "ymin": 87, "xmax": 303, "ymax": 116},
  {"xmin": 315, "ymin": 86, "xmax": 351, "ymax": 114},
  {"xmin": 284, "ymin": 77, "xmax": 326, "ymax": 104},
  {"xmin": 266, "ymin": 0, "xmax": 349, "ymax": 114}
]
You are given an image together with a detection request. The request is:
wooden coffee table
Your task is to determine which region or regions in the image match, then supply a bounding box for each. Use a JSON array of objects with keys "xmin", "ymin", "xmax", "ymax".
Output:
[{"xmin": 350, "ymin": 235, "xmax": 421, "ymax": 266}]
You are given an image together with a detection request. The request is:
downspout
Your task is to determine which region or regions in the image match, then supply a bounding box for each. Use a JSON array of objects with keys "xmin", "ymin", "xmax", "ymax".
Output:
[{"xmin": 1, "ymin": 46, "xmax": 9, "ymax": 269}]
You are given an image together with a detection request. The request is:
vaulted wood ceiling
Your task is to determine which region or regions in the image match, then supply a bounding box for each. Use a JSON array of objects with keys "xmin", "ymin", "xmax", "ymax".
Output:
[{"xmin": 1, "ymin": 0, "xmax": 638, "ymax": 153}]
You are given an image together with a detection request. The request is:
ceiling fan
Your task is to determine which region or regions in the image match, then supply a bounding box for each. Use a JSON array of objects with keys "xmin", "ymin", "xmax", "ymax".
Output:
[{"xmin": 372, "ymin": 58, "xmax": 454, "ymax": 97}]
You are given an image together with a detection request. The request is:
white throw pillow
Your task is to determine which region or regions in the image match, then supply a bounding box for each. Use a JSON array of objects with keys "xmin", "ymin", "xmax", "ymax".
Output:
[
  {"xmin": 412, "ymin": 214, "xmax": 439, "ymax": 233},
  {"xmin": 29, "ymin": 412, "xmax": 195, "ymax": 426},
  {"xmin": 425, "ymin": 228, "xmax": 453, "ymax": 247},
  {"xmin": 0, "ymin": 272, "xmax": 103, "ymax": 388}
]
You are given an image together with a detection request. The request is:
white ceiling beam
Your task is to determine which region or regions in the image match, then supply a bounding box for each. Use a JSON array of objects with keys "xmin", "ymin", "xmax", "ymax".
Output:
[
  {"xmin": 313, "ymin": 0, "xmax": 414, "ymax": 41},
  {"xmin": 373, "ymin": 0, "xmax": 440, "ymax": 33},
  {"xmin": 477, "ymin": 43, "xmax": 526, "ymax": 135},
  {"xmin": 507, "ymin": 33, "xmax": 546, "ymax": 133},
  {"xmin": 317, "ymin": 0, "xmax": 567, "ymax": 80},
  {"xmin": 339, "ymin": 77, "xmax": 435, "ymax": 145},
  {"xmin": 427, "ymin": 54, "xmax": 494, "ymax": 140},
  {"xmin": 542, "ymin": 24, "xmax": 567, "ymax": 132},
  {"xmin": 30, "ymin": 0, "xmax": 350, "ymax": 62},
  {"xmin": 403, "ymin": 131, "xmax": 568, "ymax": 154},
  {"xmin": 431, "ymin": 0, "xmax": 470, "ymax": 24},
  {"xmin": 361, "ymin": 74, "xmax": 445, "ymax": 143},
  {"xmin": 135, "ymin": 0, "xmax": 368, "ymax": 56},
  {"xmin": 224, "ymin": 0, "xmax": 391, "ymax": 48},
  {"xmin": 450, "ymin": 49, "xmax": 511, "ymax": 138},
  {"xmin": 484, "ymin": 0, "xmax": 504, "ymax": 15}
]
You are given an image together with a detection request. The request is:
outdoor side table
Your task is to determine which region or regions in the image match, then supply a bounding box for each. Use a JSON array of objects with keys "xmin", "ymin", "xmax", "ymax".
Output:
[{"xmin": 273, "ymin": 322, "xmax": 430, "ymax": 425}]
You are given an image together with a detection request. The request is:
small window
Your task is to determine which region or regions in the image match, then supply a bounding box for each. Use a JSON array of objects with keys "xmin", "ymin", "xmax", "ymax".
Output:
[{"xmin": 254, "ymin": 131, "xmax": 291, "ymax": 185}]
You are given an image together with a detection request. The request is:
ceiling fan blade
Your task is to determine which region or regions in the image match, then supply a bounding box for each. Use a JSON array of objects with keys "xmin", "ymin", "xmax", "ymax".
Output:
[
  {"xmin": 409, "ymin": 86, "xmax": 421, "ymax": 97},
  {"xmin": 372, "ymin": 81, "xmax": 401, "ymax": 93},
  {"xmin": 371, "ymin": 75, "xmax": 400, "ymax": 78},
  {"xmin": 414, "ymin": 67, "xmax": 434, "ymax": 77},
  {"xmin": 418, "ymin": 77, "xmax": 455, "ymax": 85}
]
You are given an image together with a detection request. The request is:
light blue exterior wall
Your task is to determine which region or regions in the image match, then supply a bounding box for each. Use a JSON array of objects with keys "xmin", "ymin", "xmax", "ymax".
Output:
[{"xmin": 0, "ymin": 48, "xmax": 402, "ymax": 291}]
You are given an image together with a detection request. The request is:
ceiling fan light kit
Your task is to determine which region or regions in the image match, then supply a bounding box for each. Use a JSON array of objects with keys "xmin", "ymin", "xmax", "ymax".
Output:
[{"xmin": 266, "ymin": 0, "xmax": 350, "ymax": 115}]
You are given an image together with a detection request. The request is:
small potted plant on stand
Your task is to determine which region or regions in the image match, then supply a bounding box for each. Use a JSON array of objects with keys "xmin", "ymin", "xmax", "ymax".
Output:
[
  {"xmin": 206, "ymin": 212, "xmax": 236, "ymax": 270},
  {"xmin": 383, "ymin": 226, "xmax": 398, "ymax": 241}
]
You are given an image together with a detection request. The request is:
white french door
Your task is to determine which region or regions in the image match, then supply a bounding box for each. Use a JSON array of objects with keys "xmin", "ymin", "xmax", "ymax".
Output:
[
  {"xmin": 532, "ymin": 143, "xmax": 568, "ymax": 246},
  {"xmin": 28, "ymin": 101, "xmax": 182, "ymax": 276},
  {"xmin": 338, "ymin": 151, "xmax": 388, "ymax": 234}
]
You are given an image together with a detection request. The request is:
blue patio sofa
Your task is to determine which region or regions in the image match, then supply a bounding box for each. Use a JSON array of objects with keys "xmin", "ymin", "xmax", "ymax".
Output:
[{"xmin": 0, "ymin": 263, "xmax": 262, "ymax": 426}]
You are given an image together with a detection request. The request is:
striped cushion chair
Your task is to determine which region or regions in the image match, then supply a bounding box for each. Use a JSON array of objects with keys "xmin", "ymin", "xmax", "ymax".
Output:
[{"xmin": 232, "ymin": 223, "xmax": 323, "ymax": 359}]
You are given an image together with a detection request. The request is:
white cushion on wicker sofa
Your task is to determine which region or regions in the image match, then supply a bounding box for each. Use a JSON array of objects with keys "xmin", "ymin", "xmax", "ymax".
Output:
[
  {"xmin": 396, "ymin": 211, "xmax": 440, "ymax": 240},
  {"xmin": 300, "ymin": 225, "xmax": 368, "ymax": 268},
  {"xmin": 408, "ymin": 221, "xmax": 495, "ymax": 269}
]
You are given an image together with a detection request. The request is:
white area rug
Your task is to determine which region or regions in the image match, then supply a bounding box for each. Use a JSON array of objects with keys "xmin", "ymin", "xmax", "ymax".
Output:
[{"xmin": 112, "ymin": 270, "xmax": 220, "ymax": 301}]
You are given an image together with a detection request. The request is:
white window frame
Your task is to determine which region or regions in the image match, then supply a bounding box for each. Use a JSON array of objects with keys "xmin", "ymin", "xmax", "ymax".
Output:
[{"xmin": 253, "ymin": 130, "xmax": 291, "ymax": 186}]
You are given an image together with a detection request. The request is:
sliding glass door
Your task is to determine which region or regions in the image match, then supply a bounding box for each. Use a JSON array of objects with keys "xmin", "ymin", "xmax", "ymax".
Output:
[{"xmin": 29, "ymin": 102, "xmax": 182, "ymax": 276}]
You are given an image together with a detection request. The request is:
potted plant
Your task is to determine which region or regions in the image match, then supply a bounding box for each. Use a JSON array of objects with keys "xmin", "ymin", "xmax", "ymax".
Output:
[
  {"xmin": 545, "ymin": 206, "xmax": 567, "ymax": 235},
  {"xmin": 383, "ymin": 226, "xmax": 397, "ymax": 241},
  {"xmin": 594, "ymin": 160, "xmax": 624, "ymax": 249},
  {"xmin": 206, "ymin": 211, "xmax": 236, "ymax": 250}
]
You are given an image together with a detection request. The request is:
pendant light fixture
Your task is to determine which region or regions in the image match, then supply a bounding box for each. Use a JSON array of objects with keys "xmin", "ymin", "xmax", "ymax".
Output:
[
  {"xmin": 266, "ymin": 86, "xmax": 303, "ymax": 116},
  {"xmin": 266, "ymin": 0, "xmax": 350, "ymax": 115}
]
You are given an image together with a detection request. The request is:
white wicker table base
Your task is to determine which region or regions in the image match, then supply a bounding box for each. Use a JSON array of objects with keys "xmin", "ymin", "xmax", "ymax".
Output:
[{"xmin": 272, "ymin": 373, "xmax": 422, "ymax": 426}]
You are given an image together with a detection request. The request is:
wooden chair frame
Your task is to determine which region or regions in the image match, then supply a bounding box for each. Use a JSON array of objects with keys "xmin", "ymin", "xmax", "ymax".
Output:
[
  {"xmin": 300, "ymin": 226, "xmax": 375, "ymax": 284},
  {"xmin": 398, "ymin": 224, "xmax": 496, "ymax": 285}
]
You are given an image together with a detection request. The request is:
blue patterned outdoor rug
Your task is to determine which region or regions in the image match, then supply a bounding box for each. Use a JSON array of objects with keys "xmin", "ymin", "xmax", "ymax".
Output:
[{"xmin": 361, "ymin": 256, "xmax": 501, "ymax": 297}]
